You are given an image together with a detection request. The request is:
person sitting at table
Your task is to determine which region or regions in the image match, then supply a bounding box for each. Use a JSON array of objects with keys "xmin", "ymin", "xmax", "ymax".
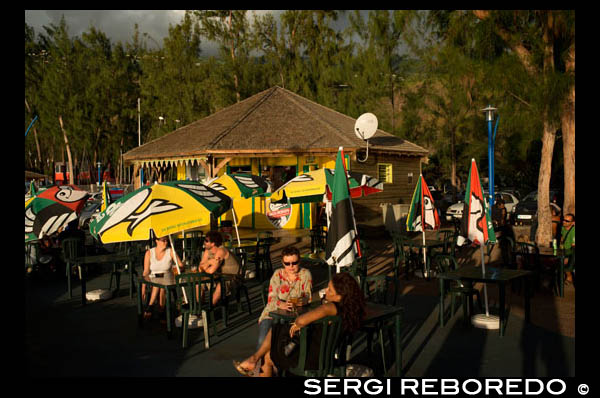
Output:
[
  {"xmin": 560, "ymin": 213, "xmax": 575, "ymax": 284},
  {"xmin": 198, "ymin": 230, "xmax": 241, "ymax": 305},
  {"xmin": 256, "ymin": 246, "xmax": 312, "ymax": 351},
  {"xmin": 233, "ymin": 272, "xmax": 365, "ymax": 377},
  {"xmin": 142, "ymin": 235, "xmax": 184, "ymax": 320}
]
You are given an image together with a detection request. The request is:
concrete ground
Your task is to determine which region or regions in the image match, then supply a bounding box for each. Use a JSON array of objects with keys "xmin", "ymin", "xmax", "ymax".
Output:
[{"xmin": 25, "ymin": 228, "xmax": 575, "ymax": 377}]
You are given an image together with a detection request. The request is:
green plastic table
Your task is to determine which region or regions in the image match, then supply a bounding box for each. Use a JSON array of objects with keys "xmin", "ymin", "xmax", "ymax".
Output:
[
  {"xmin": 136, "ymin": 274, "xmax": 179, "ymax": 339},
  {"xmin": 438, "ymin": 266, "xmax": 533, "ymax": 336},
  {"xmin": 72, "ymin": 252, "xmax": 136, "ymax": 306}
]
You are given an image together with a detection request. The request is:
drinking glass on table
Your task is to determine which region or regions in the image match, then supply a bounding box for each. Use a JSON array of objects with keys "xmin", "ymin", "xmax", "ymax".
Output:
[{"xmin": 288, "ymin": 295, "xmax": 301, "ymax": 314}]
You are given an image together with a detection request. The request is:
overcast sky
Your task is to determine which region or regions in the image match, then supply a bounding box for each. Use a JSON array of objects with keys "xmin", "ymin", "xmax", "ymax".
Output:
[{"xmin": 25, "ymin": 10, "xmax": 353, "ymax": 56}]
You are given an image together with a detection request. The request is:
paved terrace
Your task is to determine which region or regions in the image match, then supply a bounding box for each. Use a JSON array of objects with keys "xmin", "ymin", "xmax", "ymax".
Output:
[{"xmin": 25, "ymin": 227, "xmax": 575, "ymax": 377}]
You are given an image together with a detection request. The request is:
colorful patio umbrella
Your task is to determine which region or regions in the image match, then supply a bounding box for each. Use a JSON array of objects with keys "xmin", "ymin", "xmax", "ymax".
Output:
[
  {"xmin": 25, "ymin": 185, "xmax": 89, "ymax": 242},
  {"xmin": 101, "ymin": 181, "xmax": 111, "ymax": 212},
  {"xmin": 89, "ymin": 180, "xmax": 232, "ymax": 244},
  {"xmin": 270, "ymin": 168, "xmax": 383, "ymax": 204},
  {"xmin": 407, "ymin": 174, "xmax": 441, "ymax": 276},
  {"xmin": 206, "ymin": 173, "xmax": 272, "ymax": 246},
  {"xmin": 325, "ymin": 147, "xmax": 359, "ymax": 273},
  {"xmin": 206, "ymin": 173, "xmax": 272, "ymax": 199},
  {"xmin": 457, "ymin": 159, "xmax": 498, "ymax": 329}
]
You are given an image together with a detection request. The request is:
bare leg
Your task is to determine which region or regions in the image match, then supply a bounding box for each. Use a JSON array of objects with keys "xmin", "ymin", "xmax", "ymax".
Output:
[
  {"xmin": 259, "ymin": 351, "xmax": 274, "ymax": 377},
  {"xmin": 239, "ymin": 328, "xmax": 272, "ymax": 371},
  {"xmin": 212, "ymin": 283, "xmax": 222, "ymax": 306}
]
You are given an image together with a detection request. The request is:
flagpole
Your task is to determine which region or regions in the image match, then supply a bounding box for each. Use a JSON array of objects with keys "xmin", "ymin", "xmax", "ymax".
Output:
[
  {"xmin": 420, "ymin": 175, "xmax": 427, "ymax": 277},
  {"xmin": 481, "ymin": 244, "xmax": 490, "ymax": 317}
]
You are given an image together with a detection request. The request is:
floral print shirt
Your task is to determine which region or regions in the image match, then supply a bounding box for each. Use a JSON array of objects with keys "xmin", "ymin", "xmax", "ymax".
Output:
[{"xmin": 258, "ymin": 267, "xmax": 313, "ymax": 324}]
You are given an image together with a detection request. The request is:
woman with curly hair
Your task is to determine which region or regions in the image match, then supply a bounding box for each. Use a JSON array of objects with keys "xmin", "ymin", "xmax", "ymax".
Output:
[{"xmin": 233, "ymin": 272, "xmax": 365, "ymax": 377}]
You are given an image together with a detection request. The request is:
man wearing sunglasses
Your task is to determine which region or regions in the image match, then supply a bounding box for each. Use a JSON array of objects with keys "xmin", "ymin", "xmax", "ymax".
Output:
[
  {"xmin": 560, "ymin": 214, "xmax": 575, "ymax": 283},
  {"xmin": 255, "ymin": 246, "xmax": 313, "ymax": 351}
]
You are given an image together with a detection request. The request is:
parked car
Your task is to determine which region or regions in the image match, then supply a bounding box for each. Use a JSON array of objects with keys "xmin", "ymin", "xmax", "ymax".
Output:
[
  {"xmin": 513, "ymin": 190, "xmax": 562, "ymax": 225},
  {"xmin": 79, "ymin": 200, "xmax": 102, "ymax": 229},
  {"xmin": 87, "ymin": 192, "xmax": 103, "ymax": 202},
  {"xmin": 445, "ymin": 191, "xmax": 519, "ymax": 222}
]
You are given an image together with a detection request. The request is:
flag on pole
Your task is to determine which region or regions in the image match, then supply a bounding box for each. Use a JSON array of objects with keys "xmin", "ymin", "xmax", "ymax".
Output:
[
  {"xmin": 325, "ymin": 147, "xmax": 358, "ymax": 270},
  {"xmin": 101, "ymin": 181, "xmax": 111, "ymax": 212},
  {"xmin": 459, "ymin": 159, "xmax": 496, "ymax": 246},
  {"xmin": 406, "ymin": 175, "xmax": 440, "ymax": 232}
]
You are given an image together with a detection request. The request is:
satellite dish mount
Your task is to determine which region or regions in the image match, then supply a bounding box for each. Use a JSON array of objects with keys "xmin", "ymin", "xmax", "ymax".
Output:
[{"xmin": 354, "ymin": 113, "xmax": 378, "ymax": 163}]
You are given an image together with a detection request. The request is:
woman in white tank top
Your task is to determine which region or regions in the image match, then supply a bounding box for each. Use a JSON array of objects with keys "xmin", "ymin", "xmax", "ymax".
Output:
[{"xmin": 142, "ymin": 235, "xmax": 183, "ymax": 320}]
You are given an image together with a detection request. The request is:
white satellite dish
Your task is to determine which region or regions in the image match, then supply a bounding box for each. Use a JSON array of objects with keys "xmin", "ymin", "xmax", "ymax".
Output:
[
  {"xmin": 354, "ymin": 113, "xmax": 378, "ymax": 162},
  {"xmin": 354, "ymin": 113, "xmax": 378, "ymax": 141}
]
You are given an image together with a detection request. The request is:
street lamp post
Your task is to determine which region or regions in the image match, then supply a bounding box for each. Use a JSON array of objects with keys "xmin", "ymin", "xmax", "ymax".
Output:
[
  {"xmin": 96, "ymin": 162, "xmax": 102, "ymax": 187},
  {"xmin": 482, "ymin": 105, "xmax": 498, "ymax": 206}
]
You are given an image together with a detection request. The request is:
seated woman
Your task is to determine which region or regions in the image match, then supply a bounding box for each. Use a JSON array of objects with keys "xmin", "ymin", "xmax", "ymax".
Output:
[
  {"xmin": 142, "ymin": 235, "xmax": 183, "ymax": 320},
  {"xmin": 256, "ymin": 246, "xmax": 313, "ymax": 350},
  {"xmin": 198, "ymin": 230, "xmax": 240, "ymax": 305},
  {"xmin": 233, "ymin": 272, "xmax": 366, "ymax": 377}
]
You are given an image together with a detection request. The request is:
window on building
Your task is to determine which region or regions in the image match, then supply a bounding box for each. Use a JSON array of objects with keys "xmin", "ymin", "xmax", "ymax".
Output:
[
  {"xmin": 407, "ymin": 172, "xmax": 413, "ymax": 185},
  {"xmin": 228, "ymin": 165, "xmax": 252, "ymax": 174},
  {"xmin": 378, "ymin": 163, "xmax": 393, "ymax": 184}
]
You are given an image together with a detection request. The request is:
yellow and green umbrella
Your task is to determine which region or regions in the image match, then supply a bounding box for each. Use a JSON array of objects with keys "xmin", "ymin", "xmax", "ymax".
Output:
[
  {"xmin": 270, "ymin": 168, "xmax": 383, "ymax": 204},
  {"xmin": 207, "ymin": 173, "xmax": 272, "ymax": 246},
  {"xmin": 89, "ymin": 180, "xmax": 232, "ymax": 244},
  {"xmin": 207, "ymin": 173, "xmax": 272, "ymax": 199}
]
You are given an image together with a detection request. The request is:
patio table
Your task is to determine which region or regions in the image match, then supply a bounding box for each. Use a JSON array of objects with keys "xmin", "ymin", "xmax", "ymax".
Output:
[
  {"xmin": 136, "ymin": 273, "xmax": 179, "ymax": 339},
  {"xmin": 71, "ymin": 252, "xmax": 136, "ymax": 306},
  {"xmin": 270, "ymin": 301, "xmax": 404, "ymax": 376},
  {"xmin": 438, "ymin": 266, "xmax": 533, "ymax": 337}
]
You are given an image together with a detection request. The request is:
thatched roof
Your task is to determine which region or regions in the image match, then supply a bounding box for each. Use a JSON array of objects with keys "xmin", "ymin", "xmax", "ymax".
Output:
[{"xmin": 123, "ymin": 86, "xmax": 428, "ymax": 164}]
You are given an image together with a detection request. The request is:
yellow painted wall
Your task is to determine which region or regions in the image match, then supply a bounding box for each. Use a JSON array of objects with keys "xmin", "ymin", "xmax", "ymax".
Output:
[
  {"xmin": 216, "ymin": 154, "xmax": 336, "ymax": 230},
  {"xmin": 177, "ymin": 164, "xmax": 186, "ymax": 180}
]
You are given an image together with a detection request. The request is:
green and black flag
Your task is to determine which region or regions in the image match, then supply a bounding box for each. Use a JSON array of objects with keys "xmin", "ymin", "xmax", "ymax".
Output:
[{"xmin": 325, "ymin": 147, "xmax": 358, "ymax": 270}]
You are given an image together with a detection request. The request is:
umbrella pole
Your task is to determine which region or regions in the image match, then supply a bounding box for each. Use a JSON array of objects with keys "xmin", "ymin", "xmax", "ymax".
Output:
[
  {"xmin": 231, "ymin": 208, "xmax": 241, "ymax": 247},
  {"xmin": 422, "ymin": 229, "xmax": 427, "ymax": 277},
  {"xmin": 168, "ymin": 234, "xmax": 188, "ymax": 304},
  {"xmin": 481, "ymin": 244, "xmax": 489, "ymax": 317}
]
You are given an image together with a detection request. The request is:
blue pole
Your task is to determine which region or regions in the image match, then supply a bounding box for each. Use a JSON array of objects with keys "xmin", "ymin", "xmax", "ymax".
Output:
[
  {"xmin": 97, "ymin": 163, "xmax": 102, "ymax": 186},
  {"xmin": 486, "ymin": 108, "xmax": 495, "ymax": 207},
  {"xmin": 25, "ymin": 115, "xmax": 38, "ymax": 137}
]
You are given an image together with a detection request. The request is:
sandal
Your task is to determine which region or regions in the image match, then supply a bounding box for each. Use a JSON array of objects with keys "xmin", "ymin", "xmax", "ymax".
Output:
[
  {"xmin": 233, "ymin": 360, "xmax": 256, "ymax": 377},
  {"xmin": 143, "ymin": 304, "xmax": 155, "ymax": 320}
]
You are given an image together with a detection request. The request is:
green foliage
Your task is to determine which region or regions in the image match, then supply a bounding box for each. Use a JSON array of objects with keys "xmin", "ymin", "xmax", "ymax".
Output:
[{"xmin": 24, "ymin": 10, "xmax": 573, "ymax": 194}]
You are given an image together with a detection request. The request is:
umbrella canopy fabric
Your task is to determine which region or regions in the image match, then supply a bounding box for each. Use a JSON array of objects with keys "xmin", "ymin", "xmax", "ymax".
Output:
[
  {"xmin": 270, "ymin": 168, "xmax": 383, "ymax": 204},
  {"xmin": 25, "ymin": 185, "xmax": 89, "ymax": 242},
  {"xmin": 101, "ymin": 181, "xmax": 111, "ymax": 212},
  {"xmin": 89, "ymin": 180, "xmax": 232, "ymax": 244},
  {"xmin": 207, "ymin": 173, "xmax": 272, "ymax": 199},
  {"xmin": 325, "ymin": 148, "xmax": 359, "ymax": 270},
  {"xmin": 459, "ymin": 159, "xmax": 496, "ymax": 246},
  {"xmin": 406, "ymin": 175, "xmax": 441, "ymax": 232}
]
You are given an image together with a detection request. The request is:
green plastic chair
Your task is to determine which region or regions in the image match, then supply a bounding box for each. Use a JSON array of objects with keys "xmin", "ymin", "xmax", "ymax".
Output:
[
  {"xmin": 229, "ymin": 249, "xmax": 251, "ymax": 315},
  {"xmin": 361, "ymin": 274, "xmax": 400, "ymax": 374},
  {"xmin": 183, "ymin": 230, "xmax": 204, "ymax": 266},
  {"xmin": 282, "ymin": 315, "xmax": 345, "ymax": 377},
  {"xmin": 434, "ymin": 254, "xmax": 481, "ymax": 323},
  {"xmin": 248, "ymin": 240, "xmax": 273, "ymax": 281},
  {"xmin": 175, "ymin": 272, "xmax": 228, "ymax": 349},
  {"xmin": 260, "ymin": 278, "xmax": 271, "ymax": 308},
  {"xmin": 61, "ymin": 237, "xmax": 85, "ymax": 298}
]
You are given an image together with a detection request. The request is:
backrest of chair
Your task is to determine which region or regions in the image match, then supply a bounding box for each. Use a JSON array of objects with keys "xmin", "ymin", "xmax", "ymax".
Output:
[
  {"xmin": 25, "ymin": 241, "xmax": 41, "ymax": 267},
  {"xmin": 433, "ymin": 254, "xmax": 458, "ymax": 274},
  {"xmin": 516, "ymin": 242, "xmax": 540, "ymax": 268},
  {"xmin": 232, "ymin": 248, "xmax": 247, "ymax": 279},
  {"xmin": 363, "ymin": 274, "xmax": 393, "ymax": 305},
  {"xmin": 292, "ymin": 315, "xmax": 343, "ymax": 377},
  {"xmin": 260, "ymin": 279, "xmax": 271, "ymax": 307},
  {"xmin": 61, "ymin": 237, "xmax": 84, "ymax": 261}
]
